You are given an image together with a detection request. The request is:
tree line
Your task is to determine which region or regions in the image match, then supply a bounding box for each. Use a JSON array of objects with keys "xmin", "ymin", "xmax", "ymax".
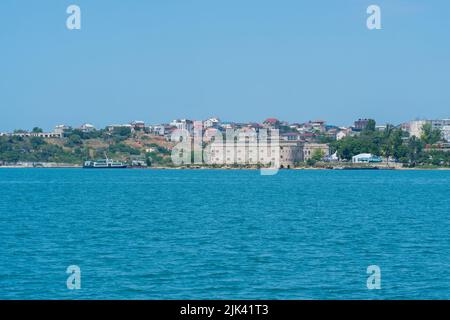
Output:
[{"xmin": 331, "ymin": 121, "xmax": 449, "ymax": 167}]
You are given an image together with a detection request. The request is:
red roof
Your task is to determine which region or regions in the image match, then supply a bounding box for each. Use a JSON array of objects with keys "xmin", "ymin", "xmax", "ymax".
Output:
[{"xmin": 264, "ymin": 118, "xmax": 279, "ymax": 124}]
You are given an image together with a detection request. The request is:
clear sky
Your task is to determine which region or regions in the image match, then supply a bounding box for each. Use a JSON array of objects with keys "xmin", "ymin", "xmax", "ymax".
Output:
[{"xmin": 1, "ymin": 0, "xmax": 449, "ymax": 131}]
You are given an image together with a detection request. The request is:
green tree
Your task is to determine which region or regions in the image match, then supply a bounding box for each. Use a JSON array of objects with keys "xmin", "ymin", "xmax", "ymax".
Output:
[
  {"xmin": 421, "ymin": 123, "xmax": 441, "ymax": 145},
  {"xmin": 113, "ymin": 127, "xmax": 132, "ymax": 137},
  {"xmin": 306, "ymin": 149, "xmax": 325, "ymax": 166},
  {"xmin": 65, "ymin": 134, "xmax": 82, "ymax": 147},
  {"xmin": 311, "ymin": 149, "xmax": 325, "ymax": 162},
  {"xmin": 30, "ymin": 137, "xmax": 45, "ymax": 148},
  {"xmin": 146, "ymin": 156, "xmax": 152, "ymax": 167},
  {"xmin": 390, "ymin": 129, "xmax": 404, "ymax": 160},
  {"xmin": 363, "ymin": 119, "xmax": 376, "ymax": 133}
]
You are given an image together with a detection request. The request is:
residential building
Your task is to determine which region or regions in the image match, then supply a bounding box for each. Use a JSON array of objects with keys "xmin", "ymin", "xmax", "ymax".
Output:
[
  {"xmin": 354, "ymin": 119, "xmax": 371, "ymax": 131},
  {"xmin": 54, "ymin": 124, "xmax": 71, "ymax": 135},
  {"xmin": 336, "ymin": 128, "xmax": 350, "ymax": 141},
  {"xmin": 408, "ymin": 119, "xmax": 450, "ymax": 140},
  {"xmin": 431, "ymin": 119, "xmax": 450, "ymax": 142},
  {"xmin": 153, "ymin": 125, "xmax": 166, "ymax": 136},
  {"xmin": 79, "ymin": 123, "xmax": 95, "ymax": 133},
  {"xmin": 170, "ymin": 119, "xmax": 194, "ymax": 133},
  {"xmin": 203, "ymin": 117, "xmax": 221, "ymax": 129},
  {"xmin": 325, "ymin": 127, "xmax": 339, "ymax": 139},
  {"xmin": 408, "ymin": 120, "xmax": 427, "ymax": 138},
  {"xmin": 307, "ymin": 120, "xmax": 326, "ymax": 133},
  {"xmin": 262, "ymin": 118, "xmax": 280, "ymax": 128},
  {"xmin": 400, "ymin": 122, "xmax": 410, "ymax": 132},
  {"xmin": 430, "ymin": 119, "xmax": 450, "ymax": 130},
  {"xmin": 300, "ymin": 132, "xmax": 316, "ymax": 142},
  {"xmin": 443, "ymin": 126, "xmax": 450, "ymax": 142},
  {"xmin": 246, "ymin": 122, "xmax": 263, "ymax": 130},
  {"xmin": 281, "ymin": 132, "xmax": 302, "ymax": 141},
  {"xmin": 131, "ymin": 120, "xmax": 145, "ymax": 131}
]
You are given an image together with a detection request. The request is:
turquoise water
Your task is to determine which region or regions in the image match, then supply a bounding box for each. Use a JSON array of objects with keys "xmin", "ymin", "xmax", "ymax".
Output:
[{"xmin": 0, "ymin": 169, "xmax": 449, "ymax": 299}]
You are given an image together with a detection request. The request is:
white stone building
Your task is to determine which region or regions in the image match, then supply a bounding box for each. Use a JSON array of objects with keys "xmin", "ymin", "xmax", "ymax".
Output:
[{"xmin": 207, "ymin": 139, "xmax": 329, "ymax": 168}]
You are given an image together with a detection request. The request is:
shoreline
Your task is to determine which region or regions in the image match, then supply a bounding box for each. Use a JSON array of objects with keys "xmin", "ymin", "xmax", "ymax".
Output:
[{"xmin": 1, "ymin": 165, "xmax": 450, "ymax": 171}]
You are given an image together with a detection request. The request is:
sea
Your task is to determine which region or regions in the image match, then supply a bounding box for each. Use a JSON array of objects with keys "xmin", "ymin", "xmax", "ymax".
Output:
[{"xmin": 0, "ymin": 168, "xmax": 449, "ymax": 299}]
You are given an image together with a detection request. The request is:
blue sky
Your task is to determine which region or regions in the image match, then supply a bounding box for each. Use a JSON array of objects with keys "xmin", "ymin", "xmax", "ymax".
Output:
[{"xmin": 0, "ymin": 0, "xmax": 449, "ymax": 131}]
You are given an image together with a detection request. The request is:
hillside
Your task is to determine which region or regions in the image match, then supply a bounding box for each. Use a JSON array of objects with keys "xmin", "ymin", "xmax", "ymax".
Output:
[{"xmin": 0, "ymin": 129, "xmax": 175, "ymax": 166}]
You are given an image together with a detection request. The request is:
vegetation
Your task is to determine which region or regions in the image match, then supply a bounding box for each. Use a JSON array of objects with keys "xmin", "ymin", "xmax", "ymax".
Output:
[
  {"xmin": 420, "ymin": 123, "xmax": 442, "ymax": 145},
  {"xmin": 0, "ymin": 136, "xmax": 85, "ymax": 163},
  {"xmin": 331, "ymin": 122, "xmax": 450, "ymax": 167},
  {"xmin": 306, "ymin": 149, "xmax": 325, "ymax": 166},
  {"xmin": 0, "ymin": 130, "xmax": 174, "ymax": 166}
]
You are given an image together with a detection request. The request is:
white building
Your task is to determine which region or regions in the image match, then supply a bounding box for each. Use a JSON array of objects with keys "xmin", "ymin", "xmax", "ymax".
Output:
[
  {"xmin": 352, "ymin": 153, "xmax": 382, "ymax": 163},
  {"xmin": 150, "ymin": 125, "xmax": 165, "ymax": 136},
  {"xmin": 430, "ymin": 119, "xmax": 450, "ymax": 130},
  {"xmin": 207, "ymin": 140, "xmax": 296, "ymax": 168},
  {"xmin": 131, "ymin": 120, "xmax": 145, "ymax": 130},
  {"xmin": 336, "ymin": 131, "xmax": 347, "ymax": 141},
  {"xmin": 203, "ymin": 117, "xmax": 221, "ymax": 129},
  {"xmin": 408, "ymin": 120, "xmax": 428, "ymax": 138},
  {"xmin": 170, "ymin": 119, "xmax": 194, "ymax": 133},
  {"xmin": 409, "ymin": 119, "xmax": 450, "ymax": 140},
  {"xmin": 207, "ymin": 139, "xmax": 329, "ymax": 168},
  {"xmin": 54, "ymin": 125, "xmax": 71, "ymax": 135},
  {"xmin": 336, "ymin": 127, "xmax": 355, "ymax": 141},
  {"xmin": 11, "ymin": 131, "xmax": 62, "ymax": 138},
  {"xmin": 443, "ymin": 125, "xmax": 450, "ymax": 142},
  {"xmin": 79, "ymin": 123, "xmax": 95, "ymax": 132},
  {"xmin": 431, "ymin": 120, "xmax": 450, "ymax": 142}
]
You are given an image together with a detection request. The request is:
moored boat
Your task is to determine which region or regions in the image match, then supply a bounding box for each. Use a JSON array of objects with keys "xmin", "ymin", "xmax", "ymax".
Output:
[{"xmin": 83, "ymin": 157, "xmax": 127, "ymax": 169}]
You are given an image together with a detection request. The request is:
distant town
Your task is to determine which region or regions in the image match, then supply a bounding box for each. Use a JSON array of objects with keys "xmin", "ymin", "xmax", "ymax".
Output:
[{"xmin": 0, "ymin": 117, "xmax": 449, "ymax": 169}]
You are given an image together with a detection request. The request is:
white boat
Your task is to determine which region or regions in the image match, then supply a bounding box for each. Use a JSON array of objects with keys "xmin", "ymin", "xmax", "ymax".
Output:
[{"xmin": 83, "ymin": 155, "xmax": 127, "ymax": 169}]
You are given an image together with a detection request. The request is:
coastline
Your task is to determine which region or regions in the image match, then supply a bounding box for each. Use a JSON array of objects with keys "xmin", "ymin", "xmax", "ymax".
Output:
[{"xmin": 1, "ymin": 165, "xmax": 449, "ymax": 170}]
